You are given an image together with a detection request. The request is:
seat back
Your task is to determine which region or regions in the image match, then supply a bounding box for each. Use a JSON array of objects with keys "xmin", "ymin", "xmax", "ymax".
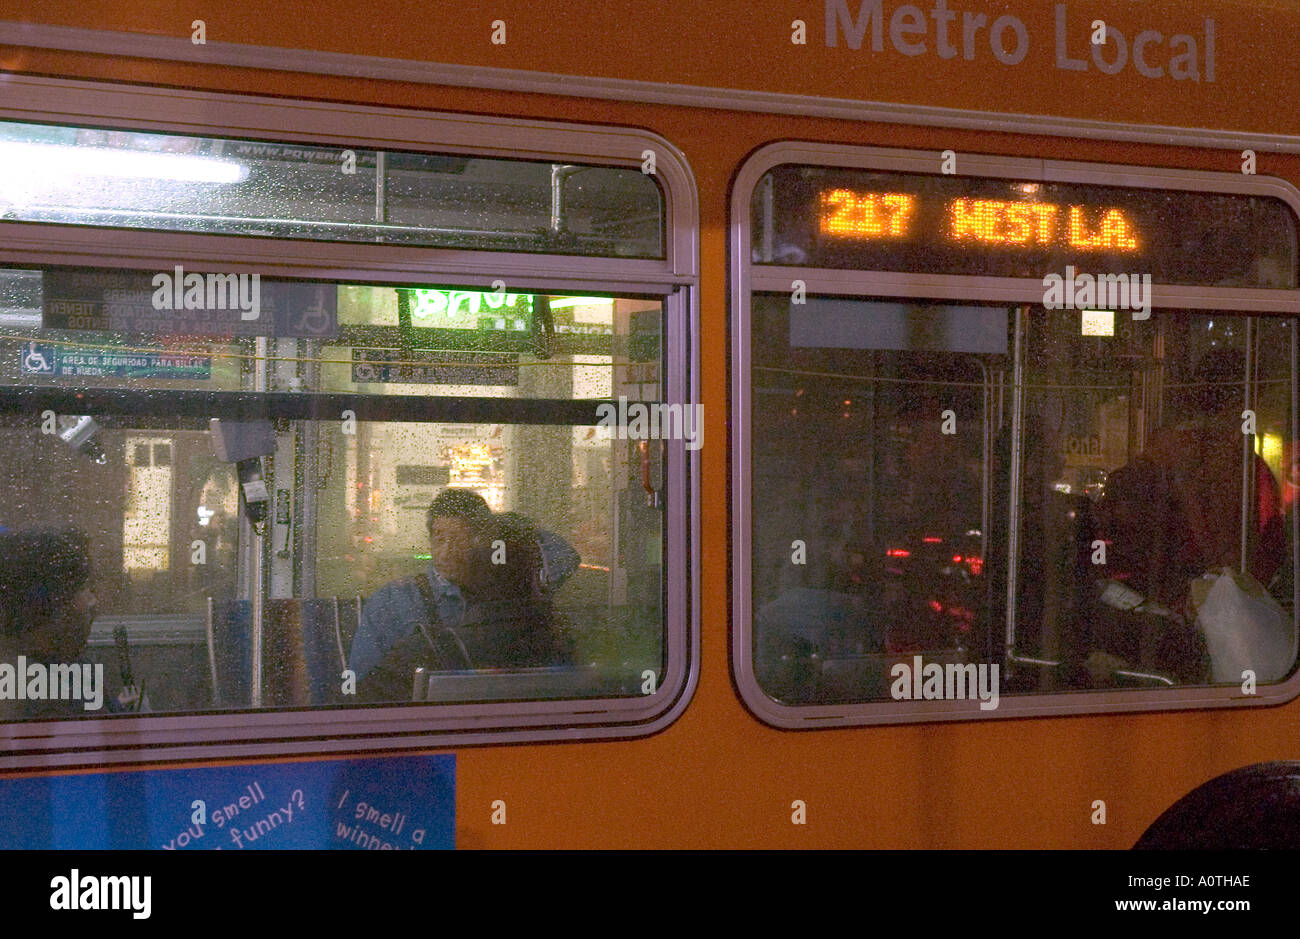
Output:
[{"xmin": 206, "ymin": 597, "xmax": 362, "ymax": 707}]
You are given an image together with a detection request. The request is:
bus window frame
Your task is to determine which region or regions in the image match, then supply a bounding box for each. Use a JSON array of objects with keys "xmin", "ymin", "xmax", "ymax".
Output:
[
  {"xmin": 731, "ymin": 140, "xmax": 1300, "ymax": 729},
  {"xmin": 0, "ymin": 74, "xmax": 699, "ymax": 770}
]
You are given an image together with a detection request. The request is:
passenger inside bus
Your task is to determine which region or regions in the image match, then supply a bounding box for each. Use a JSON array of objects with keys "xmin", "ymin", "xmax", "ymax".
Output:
[
  {"xmin": 351, "ymin": 489, "xmax": 580, "ymax": 702},
  {"xmin": 1080, "ymin": 347, "xmax": 1286, "ymax": 685},
  {"xmin": 1144, "ymin": 347, "xmax": 1284, "ymax": 592},
  {"xmin": 0, "ymin": 527, "xmax": 140, "ymax": 719}
]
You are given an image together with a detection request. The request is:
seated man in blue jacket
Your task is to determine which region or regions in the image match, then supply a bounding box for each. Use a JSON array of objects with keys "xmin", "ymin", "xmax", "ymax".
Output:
[{"xmin": 349, "ymin": 488, "xmax": 580, "ymax": 701}]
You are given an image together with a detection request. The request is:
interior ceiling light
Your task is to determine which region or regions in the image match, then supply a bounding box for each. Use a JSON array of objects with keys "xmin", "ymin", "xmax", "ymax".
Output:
[{"xmin": 0, "ymin": 141, "xmax": 250, "ymax": 184}]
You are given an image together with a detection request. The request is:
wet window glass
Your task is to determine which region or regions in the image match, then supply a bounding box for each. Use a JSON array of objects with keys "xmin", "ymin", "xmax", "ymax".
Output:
[
  {"xmin": 0, "ymin": 267, "xmax": 666, "ymax": 718},
  {"xmin": 0, "ymin": 121, "xmax": 664, "ymax": 258},
  {"xmin": 750, "ymin": 292, "xmax": 1298, "ymax": 705}
]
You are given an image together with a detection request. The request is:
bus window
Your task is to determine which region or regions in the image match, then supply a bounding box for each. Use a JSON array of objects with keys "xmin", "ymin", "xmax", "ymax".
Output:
[
  {"xmin": 0, "ymin": 97, "xmax": 694, "ymax": 764},
  {"xmin": 0, "ymin": 269, "xmax": 667, "ymax": 715},
  {"xmin": 736, "ymin": 144, "xmax": 1300, "ymax": 722}
]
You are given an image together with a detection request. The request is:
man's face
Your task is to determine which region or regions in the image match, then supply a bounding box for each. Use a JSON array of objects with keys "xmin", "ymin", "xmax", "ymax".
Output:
[{"xmin": 429, "ymin": 517, "xmax": 489, "ymax": 591}]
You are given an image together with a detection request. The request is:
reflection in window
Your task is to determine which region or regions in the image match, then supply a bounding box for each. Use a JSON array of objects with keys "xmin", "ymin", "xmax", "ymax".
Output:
[
  {"xmin": 123, "ymin": 435, "xmax": 173, "ymax": 572},
  {"xmin": 750, "ymin": 294, "xmax": 1298, "ymax": 705}
]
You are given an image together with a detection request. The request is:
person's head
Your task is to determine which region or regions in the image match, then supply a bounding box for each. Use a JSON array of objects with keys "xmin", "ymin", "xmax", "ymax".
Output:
[
  {"xmin": 0, "ymin": 528, "xmax": 95, "ymax": 659},
  {"xmin": 488, "ymin": 512, "xmax": 550, "ymax": 603},
  {"xmin": 479, "ymin": 512, "xmax": 567, "ymax": 664},
  {"xmin": 426, "ymin": 489, "xmax": 493, "ymax": 592}
]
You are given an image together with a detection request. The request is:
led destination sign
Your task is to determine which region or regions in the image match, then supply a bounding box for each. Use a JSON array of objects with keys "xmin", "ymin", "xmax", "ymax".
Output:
[
  {"xmin": 819, "ymin": 189, "xmax": 1139, "ymax": 251},
  {"xmin": 757, "ymin": 165, "xmax": 1297, "ymax": 287}
]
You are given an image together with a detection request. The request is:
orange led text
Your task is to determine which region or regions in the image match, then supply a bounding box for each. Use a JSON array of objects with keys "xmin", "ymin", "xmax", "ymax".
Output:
[{"xmin": 819, "ymin": 190, "xmax": 916, "ymax": 238}]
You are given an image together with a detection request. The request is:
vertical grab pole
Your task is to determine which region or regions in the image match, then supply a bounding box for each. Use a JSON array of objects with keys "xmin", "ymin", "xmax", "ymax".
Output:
[
  {"xmin": 333, "ymin": 597, "xmax": 346, "ymax": 673},
  {"xmin": 206, "ymin": 596, "xmax": 220, "ymax": 707},
  {"xmin": 1241, "ymin": 319, "xmax": 1256, "ymax": 574},
  {"xmin": 977, "ymin": 359, "xmax": 991, "ymax": 589},
  {"xmin": 1291, "ymin": 318, "xmax": 1298, "ymax": 666},
  {"xmin": 375, "ymin": 150, "xmax": 386, "ymax": 236},
  {"xmin": 299, "ymin": 339, "xmax": 321, "ymax": 601},
  {"xmin": 250, "ymin": 335, "xmax": 269, "ymax": 708},
  {"xmin": 865, "ymin": 350, "xmax": 876, "ymax": 544},
  {"xmin": 1005, "ymin": 306, "xmax": 1028, "ymax": 659}
]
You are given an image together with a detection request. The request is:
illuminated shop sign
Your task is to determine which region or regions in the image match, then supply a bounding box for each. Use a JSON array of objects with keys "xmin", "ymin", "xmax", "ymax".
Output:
[
  {"xmin": 409, "ymin": 288, "xmax": 534, "ymax": 330},
  {"xmin": 405, "ymin": 290, "xmax": 615, "ymax": 334}
]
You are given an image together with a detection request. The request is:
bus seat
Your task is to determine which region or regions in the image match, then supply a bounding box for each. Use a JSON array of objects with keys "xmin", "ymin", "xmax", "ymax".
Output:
[{"xmin": 206, "ymin": 598, "xmax": 362, "ymax": 708}]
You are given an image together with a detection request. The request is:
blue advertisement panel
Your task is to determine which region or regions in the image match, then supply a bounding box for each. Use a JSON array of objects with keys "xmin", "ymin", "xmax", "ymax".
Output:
[{"xmin": 0, "ymin": 754, "xmax": 455, "ymax": 850}]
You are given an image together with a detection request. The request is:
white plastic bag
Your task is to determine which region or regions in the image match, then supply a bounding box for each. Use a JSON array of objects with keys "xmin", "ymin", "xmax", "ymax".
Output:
[{"xmin": 1194, "ymin": 568, "xmax": 1294, "ymax": 684}]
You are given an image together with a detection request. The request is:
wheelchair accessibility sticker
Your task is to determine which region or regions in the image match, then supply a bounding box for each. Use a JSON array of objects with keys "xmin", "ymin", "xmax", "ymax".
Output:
[
  {"xmin": 21, "ymin": 343, "xmax": 54, "ymax": 374},
  {"xmin": 20, "ymin": 343, "xmax": 212, "ymax": 379}
]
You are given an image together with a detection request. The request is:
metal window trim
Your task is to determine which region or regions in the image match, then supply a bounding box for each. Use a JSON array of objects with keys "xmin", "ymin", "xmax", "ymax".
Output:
[
  {"xmin": 0, "ymin": 225, "xmax": 689, "ymax": 296},
  {"xmin": 0, "ymin": 79, "xmax": 700, "ymax": 768},
  {"xmin": 732, "ymin": 140, "xmax": 1300, "ymax": 729}
]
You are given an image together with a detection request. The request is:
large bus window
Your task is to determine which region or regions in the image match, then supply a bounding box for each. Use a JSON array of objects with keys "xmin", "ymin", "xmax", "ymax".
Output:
[
  {"xmin": 0, "ymin": 269, "xmax": 667, "ymax": 715},
  {"xmin": 748, "ymin": 294, "xmax": 1298, "ymax": 707},
  {"xmin": 735, "ymin": 144, "xmax": 1300, "ymax": 723}
]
